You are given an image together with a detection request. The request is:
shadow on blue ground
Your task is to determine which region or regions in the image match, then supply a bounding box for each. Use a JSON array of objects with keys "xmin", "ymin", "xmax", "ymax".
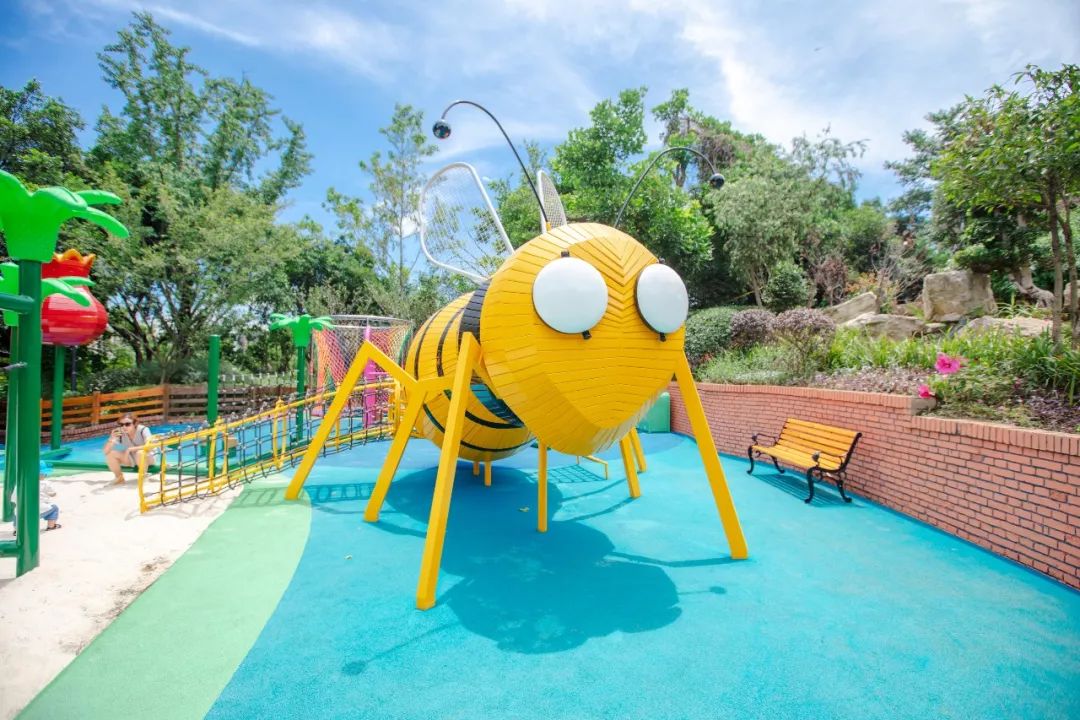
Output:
[{"xmin": 374, "ymin": 465, "xmax": 681, "ymax": 654}]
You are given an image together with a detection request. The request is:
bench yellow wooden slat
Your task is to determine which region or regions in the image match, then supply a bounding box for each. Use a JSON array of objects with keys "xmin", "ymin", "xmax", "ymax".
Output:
[
  {"xmin": 783, "ymin": 419, "xmax": 856, "ymax": 441},
  {"xmin": 752, "ymin": 444, "xmax": 843, "ymax": 471},
  {"xmin": 784, "ymin": 419, "xmax": 858, "ymax": 442},
  {"xmin": 771, "ymin": 437, "xmax": 847, "ymax": 461},
  {"xmin": 776, "ymin": 433, "xmax": 852, "ymax": 458},
  {"xmin": 781, "ymin": 422, "xmax": 857, "ymax": 447},
  {"xmin": 777, "ymin": 427, "xmax": 851, "ymax": 455}
]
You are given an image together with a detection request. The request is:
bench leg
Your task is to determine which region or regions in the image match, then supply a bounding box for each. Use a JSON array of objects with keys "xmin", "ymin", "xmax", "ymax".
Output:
[
  {"xmin": 804, "ymin": 468, "xmax": 817, "ymax": 504},
  {"xmin": 771, "ymin": 456, "xmax": 785, "ymax": 474},
  {"xmin": 835, "ymin": 471, "xmax": 853, "ymax": 503},
  {"xmin": 746, "ymin": 447, "xmax": 755, "ymax": 474}
]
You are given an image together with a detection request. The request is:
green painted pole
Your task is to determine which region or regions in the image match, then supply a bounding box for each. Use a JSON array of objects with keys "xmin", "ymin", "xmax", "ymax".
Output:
[
  {"xmin": 294, "ymin": 344, "xmax": 306, "ymax": 442},
  {"xmin": 50, "ymin": 345, "xmax": 65, "ymax": 450},
  {"xmin": 2, "ymin": 325, "xmax": 19, "ymax": 523},
  {"xmin": 207, "ymin": 335, "xmax": 220, "ymax": 426},
  {"xmin": 15, "ymin": 259, "xmax": 42, "ymax": 576}
]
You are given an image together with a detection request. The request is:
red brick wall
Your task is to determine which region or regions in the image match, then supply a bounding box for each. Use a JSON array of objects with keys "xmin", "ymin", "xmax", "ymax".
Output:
[{"xmin": 669, "ymin": 383, "xmax": 1080, "ymax": 589}]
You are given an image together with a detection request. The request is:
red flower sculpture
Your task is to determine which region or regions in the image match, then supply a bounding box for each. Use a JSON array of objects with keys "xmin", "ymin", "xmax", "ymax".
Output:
[{"xmin": 41, "ymin": 248, "xmax": 108, "ymax": 346}]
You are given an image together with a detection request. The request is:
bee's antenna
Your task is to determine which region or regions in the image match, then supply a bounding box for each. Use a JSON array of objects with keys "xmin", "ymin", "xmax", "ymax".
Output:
[
  {"xmin": 614, "ymin": 147, "xmax": 724, "ymax": 230},
  {"xmin": 433, "ymin": 100, "xmax": 547, "ymax": 225}
]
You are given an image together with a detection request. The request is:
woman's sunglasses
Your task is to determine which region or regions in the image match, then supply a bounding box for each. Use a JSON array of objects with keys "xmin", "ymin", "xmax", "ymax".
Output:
[{"xmin": 119, "ymin": 421, "xmax": 133, "ymax": 426}]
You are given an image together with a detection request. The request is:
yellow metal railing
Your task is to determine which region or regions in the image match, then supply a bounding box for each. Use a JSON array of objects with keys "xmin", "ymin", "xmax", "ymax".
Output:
[{"xmin": 137, "ymin": 381, "xmax": 396, "ymax": 512}]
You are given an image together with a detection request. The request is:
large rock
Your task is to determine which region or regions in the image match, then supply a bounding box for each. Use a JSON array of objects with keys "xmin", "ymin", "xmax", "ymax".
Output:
[
  {"xmin": 842, "ymin": 313, "xmax": 927, "ymax": 340},
  {"xmin": 922, "ymin": 270, "xmax": 996, "ymax": 322},
  {"xmin": 961, "ymin": 316, "xmax": 1053, "ymax": 338},
  {"xmin": 823, "ymin": 292, "xmax": 878, "ymax": 324},
  {"xmin": 895, "ymin": 301, "xmax": 921, "ymax": 317}
]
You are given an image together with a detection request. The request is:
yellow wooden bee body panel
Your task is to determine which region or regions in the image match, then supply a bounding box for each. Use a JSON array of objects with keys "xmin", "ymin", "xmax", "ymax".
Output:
[{"xmin": 404, "ymin": 293, "xmax": 534, "ymax": 462}]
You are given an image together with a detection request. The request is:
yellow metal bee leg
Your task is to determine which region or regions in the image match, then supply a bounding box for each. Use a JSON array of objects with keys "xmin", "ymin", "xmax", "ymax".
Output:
[
  {"xmin": 363, "ymin": 392, "xmax": 426, "ymax": 522},
  {"xmin": 537, "ymin": 444, "xmax": 548, "ymax": 533},
  {"xmin": 673, "ymin": 353, "xmax": 748, "ymax": 559},
  {"xmin": 287, "ymin": 341, "xmax": 418, "ymax": 501},
  {"xmin": 630, "ymin": 428, "xmax": 647, "ymax": 473},
  {"xmin": 472, "ymin": 460, "xmax": 479, "ymax": 477},
  {"xmin": 416, "ymin": 333, "xmax": 481, "ymax": 610},
  {"xmin": 483, "ymin": 461, "xmax": 492, "ymax": 487},
  {"xmin": 619, "ymin": 435, "xmax": 642, "ymax": 498}
]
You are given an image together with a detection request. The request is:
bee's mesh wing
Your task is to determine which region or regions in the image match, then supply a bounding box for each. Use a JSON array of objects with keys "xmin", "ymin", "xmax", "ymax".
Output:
[
  {"xmin": 420, "ymin": 162, "xmax": 513, "ymax": 283},
  {"xmin": 537, "ymin": 169, "xmax": 568, "ymax": 233}
]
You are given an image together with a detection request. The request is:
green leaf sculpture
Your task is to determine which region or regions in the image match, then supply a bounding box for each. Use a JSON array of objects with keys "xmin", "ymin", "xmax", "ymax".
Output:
[
  {"xmin": 0, "ymin": 170, "xmax": 129, "ymax": 262},
  {"xmin": 269, "ymin": 313, "xmax": 334, "ymax": 348}
]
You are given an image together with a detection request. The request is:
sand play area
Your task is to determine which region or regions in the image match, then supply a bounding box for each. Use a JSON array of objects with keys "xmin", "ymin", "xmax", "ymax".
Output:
[{"xmin": 0, "ymin": 469, "xmax": 240, "ymax": 719}]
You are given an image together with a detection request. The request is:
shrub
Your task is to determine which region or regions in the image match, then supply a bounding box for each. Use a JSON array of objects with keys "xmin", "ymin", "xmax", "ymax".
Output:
[
  {"xmin": 729, "ymin": 308, "xmax": 775, "ymax": 349},
  {"xmin": 698, "ymin": 345, "xmax": 791, "ymax": 385},
  {"xmin": 772, "ymin": 308, "xmax": 836, "ymax": 377},
  {"xmin": 762, "ymin": 261, "xmax": 810, "ymax": 312},
  {"xmin": 684, "ymin": 306, "xmax": 739, "ymax": 367}
]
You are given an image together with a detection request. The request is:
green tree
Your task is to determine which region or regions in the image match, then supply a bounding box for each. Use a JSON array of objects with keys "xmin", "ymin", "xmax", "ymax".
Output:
[
  {"xmin": 282, "ymin": 218, "xmax": 379, "ymax": 316},
  {"xmin": 550, "ymin": 87, "xmax": 713, "ymax": 272},
  {"xmin": 762, "ymin": 260, "xmax": 810, "ymax": 311},
  {"xmin": 488, "ymin": 141, "xmax": 546, "ymax": 248},
  {"xmin": 325, "ymin": 104, "xmax": 437, "ymax": 324},
  {"xmin": 79, "ymin": 12, "xmax": 312, "ymax": 374},
  {"xmin": 0, "ymin": 80, "xmax": 86, "ymax": 189},
  {"xmin": 708, "ymin": 155, "xmax": 805, "ymax": 305},
  {"xmin": 934, "ymin": 63, "xmax": 1079, "ymax": 346}
]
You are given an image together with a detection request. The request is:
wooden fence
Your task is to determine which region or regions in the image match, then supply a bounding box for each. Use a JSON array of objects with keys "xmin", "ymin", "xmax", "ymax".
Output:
[{"xmin": 0, "ymin": 384, "xmax": 293, "ymax": 442}]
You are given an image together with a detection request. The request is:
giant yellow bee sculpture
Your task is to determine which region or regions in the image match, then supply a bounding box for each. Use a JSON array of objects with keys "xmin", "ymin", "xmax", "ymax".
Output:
[{"xmin": 287, "ymin": 115, "xmax": 747, "ymax": 610}]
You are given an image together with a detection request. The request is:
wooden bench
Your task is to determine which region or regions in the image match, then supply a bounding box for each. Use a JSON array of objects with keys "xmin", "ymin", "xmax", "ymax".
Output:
[{"xmin": 747, "ymin": 419, "xmax": 862, "ymax": 504}]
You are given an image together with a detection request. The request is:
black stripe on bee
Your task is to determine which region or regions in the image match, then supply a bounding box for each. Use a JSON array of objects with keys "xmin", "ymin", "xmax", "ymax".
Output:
[
  {"xmin": 458, "ymin": 280, "xmax": 488, "ymax": 344},
  {"xmin": 417, "ymin": 293, "xmax": 524, "ymax": 438},
  {"xmin": 438, "ymin": 306, "xmax": 522, "ymax": 430}
]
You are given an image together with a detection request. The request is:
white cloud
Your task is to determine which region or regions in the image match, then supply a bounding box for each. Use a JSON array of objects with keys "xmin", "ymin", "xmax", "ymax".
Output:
[
  {"xmin": 35, "ymin": 0, "xmax": 1080, "ymax": 198},
  {"xmin": 145, "ymin": 4, "xmax": 261, "ymax": 46}
]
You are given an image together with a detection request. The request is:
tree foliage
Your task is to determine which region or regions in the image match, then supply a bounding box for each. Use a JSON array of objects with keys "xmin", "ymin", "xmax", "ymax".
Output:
[
  {"xmin": 932, "ymin": 63, "xmax": 1079, "ymax": 345},
  {"xmin": 0, "ymin": 80, "xmax": 86, "ymax": 188},
  {"xmin": 324, "ymin": 103, "xmax": 440, "ymax": 325},
  {"xmin": 70, "ymin": 13, "xmax": 312, "ymax": 376}
]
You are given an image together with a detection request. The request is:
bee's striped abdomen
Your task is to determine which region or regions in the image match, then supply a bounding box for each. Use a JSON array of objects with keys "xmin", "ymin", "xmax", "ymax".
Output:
[{"xmin": 406, "ymin": 291, "xmax": 533, "ymax": 462}]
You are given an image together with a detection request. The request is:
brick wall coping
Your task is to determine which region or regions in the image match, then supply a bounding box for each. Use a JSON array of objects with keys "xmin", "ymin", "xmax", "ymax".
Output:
[{"xmin": 691, "ymin": 383, "xmax": 1080, "ymax": 456}]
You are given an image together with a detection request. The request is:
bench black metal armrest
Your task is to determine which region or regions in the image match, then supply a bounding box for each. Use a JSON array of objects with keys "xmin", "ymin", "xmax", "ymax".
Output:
[{"xmin": 751, "ymin": 432, "xmax": 776, "ymax": 445}]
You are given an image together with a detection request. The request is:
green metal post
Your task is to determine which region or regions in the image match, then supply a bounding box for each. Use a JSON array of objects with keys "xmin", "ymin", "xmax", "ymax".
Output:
[
  {"xmin": 294, "ymin": 344, "xmax": 306, "ymax": 442},
  {"xmin": 15, "ymin": 259, "xmax": 42, "ymax": 576},
  {"xmin": 2, "ymin": 325, "xmax": 18, "ymax": 523},
  {"xmin": 50, "ymin": 344, "xmax": 65, "ymax": 450},
  {"xmin": 310, "ymin": 338, "xmax": 319, "ymax": 393},
  {"xmin": 207, "ymin": 334, "xmax": 220, "ymax": 426}
]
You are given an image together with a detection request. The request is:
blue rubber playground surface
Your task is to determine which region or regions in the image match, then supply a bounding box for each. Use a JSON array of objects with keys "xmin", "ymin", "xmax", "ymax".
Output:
[{"xmin": 22, "ymin": 433, "xmax": 1080, "ymax": 719}]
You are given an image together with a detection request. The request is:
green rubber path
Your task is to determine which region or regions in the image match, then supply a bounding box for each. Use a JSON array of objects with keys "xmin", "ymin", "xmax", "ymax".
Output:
[{"xmin": 19, "ymin": 476, "xmax": 310, "ymax": 720}]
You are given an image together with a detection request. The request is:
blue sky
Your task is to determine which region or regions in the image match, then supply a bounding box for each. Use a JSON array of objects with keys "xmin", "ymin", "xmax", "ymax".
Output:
[{"xmin": 2, "ymin": 0, "xmax": 1078, "ymax": 229}]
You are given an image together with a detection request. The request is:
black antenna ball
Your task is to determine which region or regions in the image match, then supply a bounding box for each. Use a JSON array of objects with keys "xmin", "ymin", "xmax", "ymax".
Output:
[
  {"xmin": 432, "ymin": 119, "xmax": 452, "ymax": 140},
  {"xmin": 708, "ymin": 173, "xmax": 726, "ymax": 189}
]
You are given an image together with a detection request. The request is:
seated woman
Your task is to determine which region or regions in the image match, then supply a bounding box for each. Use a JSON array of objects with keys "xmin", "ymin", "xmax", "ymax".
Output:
[{"xmin": 103, "ymin": 413, "xmax": 157, "ymax": 484}]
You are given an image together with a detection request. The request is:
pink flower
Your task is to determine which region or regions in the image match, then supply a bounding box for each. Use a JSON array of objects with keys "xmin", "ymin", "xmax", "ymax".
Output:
[
  {"xmin": 918, "ymin": 384, "xmax": 936, "ymax": 399},
  {"xmin": 935, "ymin": 353, "xmax": 964, "ymax": 375}
]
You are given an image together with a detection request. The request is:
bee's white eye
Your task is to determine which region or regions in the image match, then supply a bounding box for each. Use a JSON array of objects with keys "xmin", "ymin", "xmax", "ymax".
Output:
[
  {"xmin": 532, "ymin": 256, "xmax": 609, "ymax": 334},
  {"xmin": 636, "ymin": 264, "xmax": 689, "ymax": 334}
]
